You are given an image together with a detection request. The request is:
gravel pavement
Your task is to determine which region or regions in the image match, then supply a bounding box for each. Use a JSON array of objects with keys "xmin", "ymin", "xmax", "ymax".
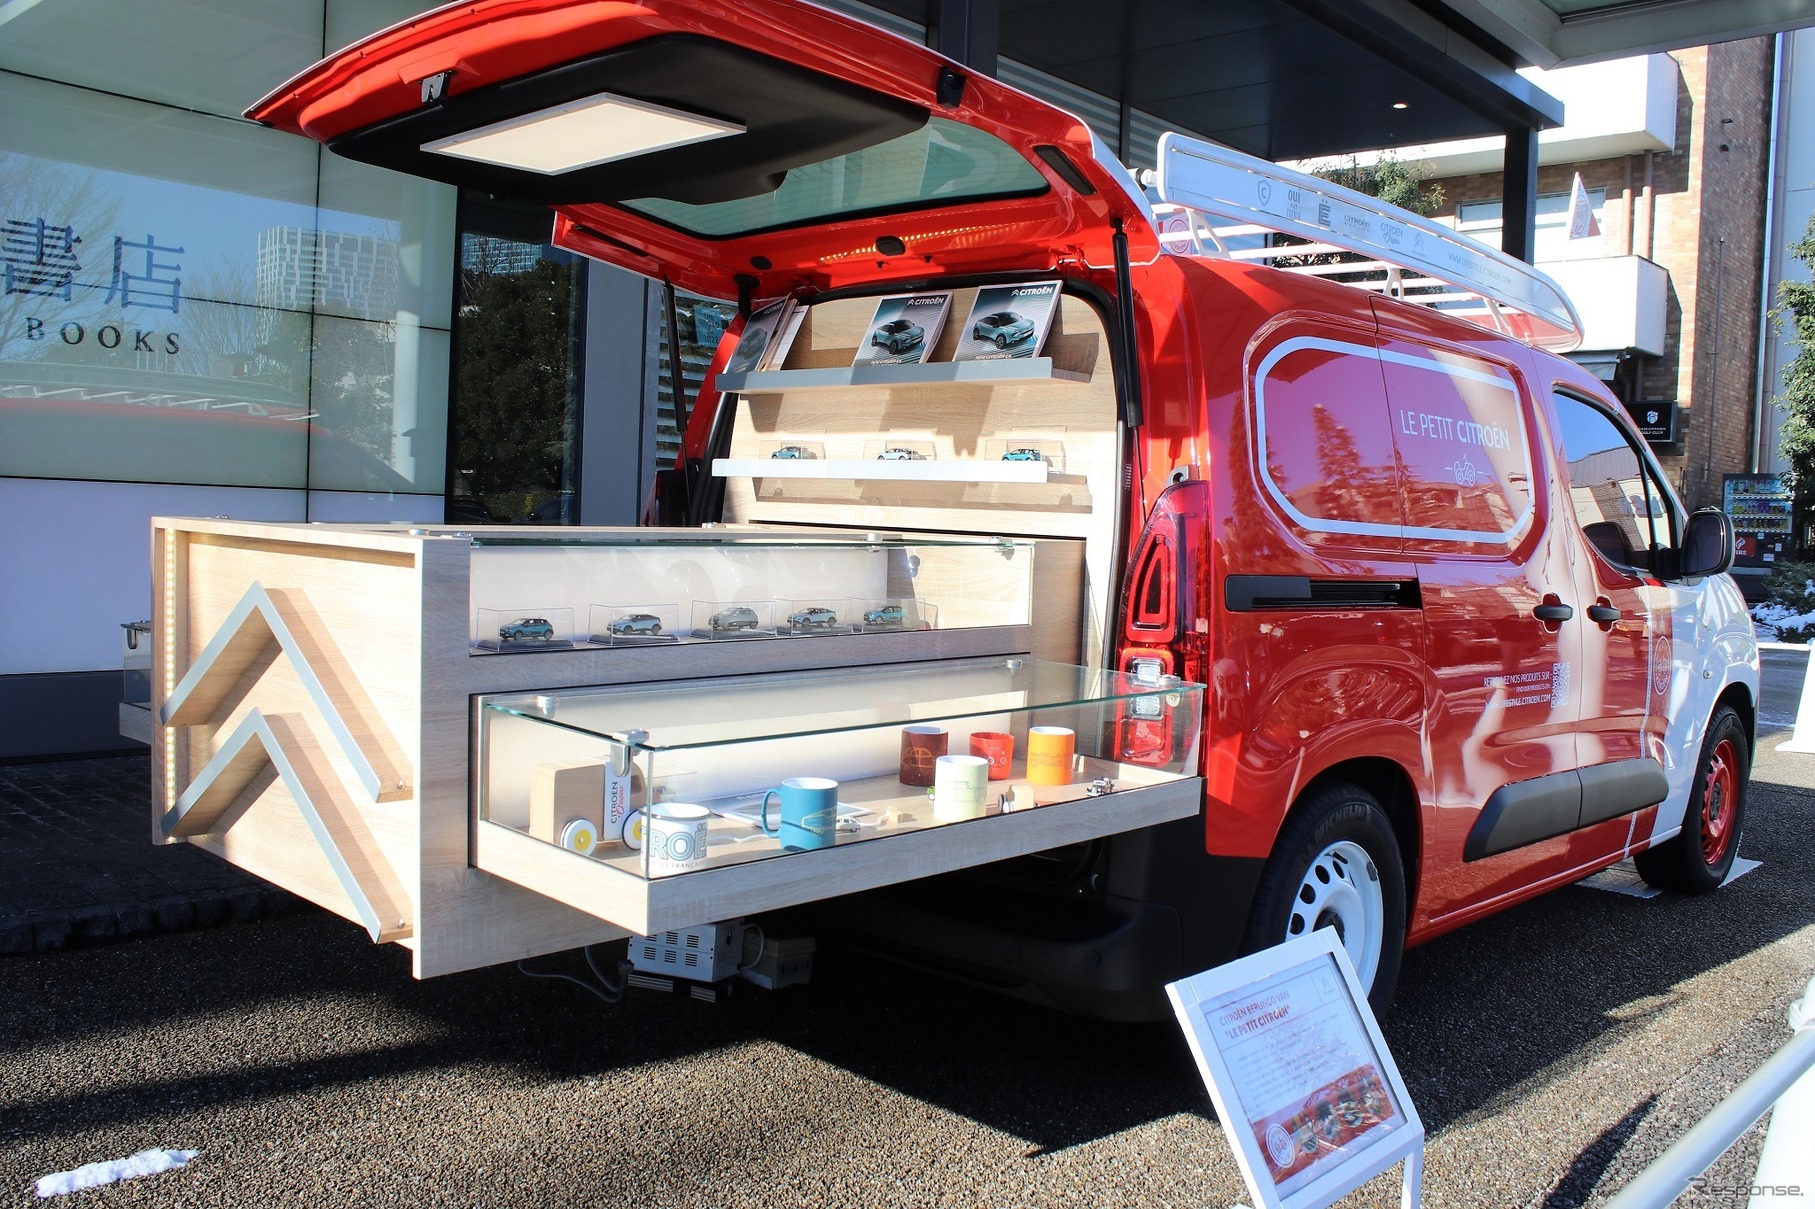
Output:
[{"xmin": 1, "ymin": 652, "xmax": 1811, "ymax": 1207}]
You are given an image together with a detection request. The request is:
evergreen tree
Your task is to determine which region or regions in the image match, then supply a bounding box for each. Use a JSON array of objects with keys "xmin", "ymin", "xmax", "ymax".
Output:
[{"xmin": 1772, "ymin": 216, "xmax": 1815, "ymax": 552}]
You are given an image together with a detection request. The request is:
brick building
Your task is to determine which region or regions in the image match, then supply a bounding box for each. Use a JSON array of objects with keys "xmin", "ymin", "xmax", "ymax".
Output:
[{"xmin": 1414, "ymin": 41, "xmax": 1776, "ymax": 512}]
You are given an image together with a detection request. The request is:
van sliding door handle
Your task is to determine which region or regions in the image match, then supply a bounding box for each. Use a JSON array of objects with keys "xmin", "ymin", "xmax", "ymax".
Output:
[
  {"xmin": 1586, "ymin": 604, "xmax": 1621, "ymax": 624},
  {"xmin": 1532, "ymin": 602, "xmax": 1574, "ymax": 623}
]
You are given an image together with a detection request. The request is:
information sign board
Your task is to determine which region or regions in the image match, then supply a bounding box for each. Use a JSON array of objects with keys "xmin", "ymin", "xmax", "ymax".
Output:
[{"xmin": 1167, "ymin": 930, "xmax": 1424, "ymax": 1209}]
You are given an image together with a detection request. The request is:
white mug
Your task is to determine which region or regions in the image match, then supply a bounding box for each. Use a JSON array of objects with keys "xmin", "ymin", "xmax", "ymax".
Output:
[
  {"xmin": 933, "ymin": 754, "xmax": 990, "ymax": 822},
  {"xmin": 644, "ymin": 802, "xmax": 711, "ymax": 877}
]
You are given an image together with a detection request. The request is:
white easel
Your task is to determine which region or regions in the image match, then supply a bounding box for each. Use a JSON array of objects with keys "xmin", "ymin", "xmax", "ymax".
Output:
[{"xmin": 1167, "ymin": 929, "xmax": 1425, "ymax": 1209}]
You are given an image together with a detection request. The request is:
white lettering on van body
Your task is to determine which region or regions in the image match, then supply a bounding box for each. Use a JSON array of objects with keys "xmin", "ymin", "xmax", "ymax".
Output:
[{"xmin": 1396, "ymin": 409, "xmax": 1512, "ymax": 451}]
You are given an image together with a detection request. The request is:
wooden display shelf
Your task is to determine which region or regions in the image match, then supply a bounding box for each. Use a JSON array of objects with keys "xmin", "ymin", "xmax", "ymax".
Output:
[
  {"xmin": 150, "ymin": 517, "xmax": 1089, "ymax": 978},
  {"xmin": 715, "ymin": 356, "xmax": 1088, "ymax": 395},
  {"xmin": 473, "ymin": 761, "xmax": 1201, "ymax": 935},
  {"xmin": 712, "ymin": 457, "xmax": 1049, "ymax": 484}
]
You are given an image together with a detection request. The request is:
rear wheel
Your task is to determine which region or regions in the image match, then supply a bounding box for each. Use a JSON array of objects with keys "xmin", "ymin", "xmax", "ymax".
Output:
[
  {"xmin": 1634, "ymin": 705, "xmax": 1749, "ymax": 893},
  {"xmin": 1242, "ymin": 781, "xmax": 1407, "ymax": 1016}
]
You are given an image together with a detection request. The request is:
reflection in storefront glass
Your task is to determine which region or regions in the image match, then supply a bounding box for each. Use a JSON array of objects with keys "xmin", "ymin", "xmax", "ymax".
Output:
[
  {"xmin": 0, "ymin": 68, "xmax": 452, "ymax": 497},
  {"xmin": 449, "ymin": 227, "xmax": 583, "ymax": 524}
]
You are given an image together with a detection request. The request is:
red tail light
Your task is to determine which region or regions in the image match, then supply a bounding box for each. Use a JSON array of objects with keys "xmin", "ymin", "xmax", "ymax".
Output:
[{"xmin": 1116, "ymin": 481, "xmax": 1210, "ymax": 766}]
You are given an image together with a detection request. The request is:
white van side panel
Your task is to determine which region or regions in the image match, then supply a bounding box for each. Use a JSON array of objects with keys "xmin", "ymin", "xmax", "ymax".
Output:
[{"xmin": 1644, "ymin": 572, "xmax": 1760, "ymax": 845}]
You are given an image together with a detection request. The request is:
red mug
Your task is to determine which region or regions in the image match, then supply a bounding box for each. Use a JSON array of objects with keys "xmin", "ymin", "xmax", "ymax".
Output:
[{"xmin": 969, "ymin": 731, "xmax": 1015, "ymax": 780}]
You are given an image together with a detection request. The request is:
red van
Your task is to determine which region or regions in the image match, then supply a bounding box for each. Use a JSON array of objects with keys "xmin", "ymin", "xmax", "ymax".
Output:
[{"xmin": 251, "ymin": 0, "xmax": 1758, "ymax": 1019}]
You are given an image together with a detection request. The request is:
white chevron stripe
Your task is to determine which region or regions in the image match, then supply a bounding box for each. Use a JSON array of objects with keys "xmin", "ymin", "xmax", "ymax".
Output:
[
  {"xmin": 159, "ymin": 710, "xmax": 412, "ymax": 943},
  {"xmin": 161, "ymin": 582, "xmax": 411, "ymax": 803}
]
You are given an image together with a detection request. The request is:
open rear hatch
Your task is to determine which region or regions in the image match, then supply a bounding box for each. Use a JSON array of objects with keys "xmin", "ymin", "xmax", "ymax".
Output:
[{"xmin": 248, "ymin": 0, "xmax": 1157, "ymax": 300}]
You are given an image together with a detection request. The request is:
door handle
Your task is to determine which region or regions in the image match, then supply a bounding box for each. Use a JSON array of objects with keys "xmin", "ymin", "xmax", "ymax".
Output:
[
  {"xmin": 1586, "ymin": 603, "xmax": 1620, "ymax": 625},
  {"xmin": 1533, "ymin": 602, "xmax": 1574, "ymax": 623}
]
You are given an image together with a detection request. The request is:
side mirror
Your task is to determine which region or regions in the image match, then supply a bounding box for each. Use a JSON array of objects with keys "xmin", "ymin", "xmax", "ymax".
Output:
[{"xmin": 1674, "ymin": 508, "xmax": 1734, "ymax": 579}]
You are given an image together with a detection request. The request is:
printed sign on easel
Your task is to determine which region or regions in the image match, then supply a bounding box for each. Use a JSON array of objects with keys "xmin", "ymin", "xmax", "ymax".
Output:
[{"xmin": 1167, "ymin": 929, "xmax": 1424, "ymax": 1209}]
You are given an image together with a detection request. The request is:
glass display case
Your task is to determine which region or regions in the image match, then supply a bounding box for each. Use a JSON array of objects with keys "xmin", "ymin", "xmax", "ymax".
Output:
[
  {"xmin": 474, "ymin": 658, "xmax": 1204, "ymax": 933},
  {"xmin": 466, "ymin": 529, "xmax": 1032, "ymax": 652}
]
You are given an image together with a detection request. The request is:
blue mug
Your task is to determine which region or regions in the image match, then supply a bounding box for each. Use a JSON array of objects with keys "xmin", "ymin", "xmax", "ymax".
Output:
[{"xmin": 761, "ymin": 777, "xmax": 839, "ymax": 851}]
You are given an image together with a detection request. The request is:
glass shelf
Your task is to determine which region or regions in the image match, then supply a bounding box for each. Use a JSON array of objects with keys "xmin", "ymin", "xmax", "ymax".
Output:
[
  {"xmin": 452, "ymin": 526, "xmax": 1035, "ymax": 653},
  {"xmin": 473, "ymin": 658, "xmax": 1204, "ymax": 933}
]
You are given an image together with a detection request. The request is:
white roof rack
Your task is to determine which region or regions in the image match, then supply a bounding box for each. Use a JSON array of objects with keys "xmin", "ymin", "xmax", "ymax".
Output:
[{"xmin": 1147, "ymin": 133, "xmax": 1582, "ymax": 351}]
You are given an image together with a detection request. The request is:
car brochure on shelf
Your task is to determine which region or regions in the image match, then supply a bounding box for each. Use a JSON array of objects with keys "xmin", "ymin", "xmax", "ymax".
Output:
[
  {"xmin": 954, "ymin": 280, "xmax": 1061, "ymax": 360},
  {"xmin": 852, "ymin": 290, "xmax": 950, "ymax": 366},
  {"xmin": 760, "ymin": 300, "xmax": 807, "ymax": 370},
  {"xmin": 723, "ymin": 298, "xmax": 794, "ymax": 376}
]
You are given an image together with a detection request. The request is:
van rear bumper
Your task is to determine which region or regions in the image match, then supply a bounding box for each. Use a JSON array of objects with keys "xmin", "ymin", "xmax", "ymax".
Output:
[{"xmin": 811, "ymin": 820, "xmax": 1267, "ymax": 1022}]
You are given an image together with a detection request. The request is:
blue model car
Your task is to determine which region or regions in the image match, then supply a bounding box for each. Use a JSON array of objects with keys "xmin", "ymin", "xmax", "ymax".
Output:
[
  {"xmin": 607, "ymin": 613, "xmax": 663, "ymax": 636},
  {"xmin": 771, "ymin": 445, "xmax": 812, "ymax": 459},
  {"xmin": 787, "ymin": 606, "xmax": 839, "ymax": 628},
  {"xmin": 1002, "ymin": 447, "xmax": 1045, "ymax": 462},
  {"xmin": 972, "ymin": 309, "xmax": 1035, "ymax": 348},
  {"xmin": 499, "ymin": 617, "xmax": 556, "ymax": 642},
  {"xmin": 869, "ymin": 318, "xmax": 924, "ymax": 355},
  {"xmin": 863, "ymin": 603, "xmax": 905, "ymax": 627}
]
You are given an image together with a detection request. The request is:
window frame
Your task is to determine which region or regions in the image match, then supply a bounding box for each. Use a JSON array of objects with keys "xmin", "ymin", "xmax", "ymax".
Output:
[{"xmin": 1552, "ymin": 388, "xmax": 1683, "ymax": 574}]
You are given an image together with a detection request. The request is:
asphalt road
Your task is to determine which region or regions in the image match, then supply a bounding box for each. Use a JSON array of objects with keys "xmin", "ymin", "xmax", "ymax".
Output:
[{"xmin": 3, "ymin": 653, "xmax": 1813, "ymax": 1208}]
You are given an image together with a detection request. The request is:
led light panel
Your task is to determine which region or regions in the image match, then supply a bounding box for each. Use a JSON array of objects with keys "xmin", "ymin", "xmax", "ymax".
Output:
[{"xmin": 422, "ymin": 93, "xmax": 743, "ymax": 174}]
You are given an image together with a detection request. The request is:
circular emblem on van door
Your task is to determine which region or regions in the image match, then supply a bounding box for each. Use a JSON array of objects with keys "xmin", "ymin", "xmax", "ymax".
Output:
[{"xmin": 1652, "ymin": 635, "xmax": 1673, "ymax": 698}]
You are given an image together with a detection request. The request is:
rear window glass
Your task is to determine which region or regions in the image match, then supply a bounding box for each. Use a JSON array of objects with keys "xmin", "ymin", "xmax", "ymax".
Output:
[{"xmin": 620, "ymin": 117, "xmax": 1047, "ymax": 237}]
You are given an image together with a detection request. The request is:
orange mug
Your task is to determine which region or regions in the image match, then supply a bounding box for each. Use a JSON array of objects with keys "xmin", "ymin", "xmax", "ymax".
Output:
[
  {"xmin": 1026, "ymin": 726, "xmax": 1076, "ymax": 785},
  {"xmin": 969, "ymin": 731, "xmax": 1015, "ymax": 780}
]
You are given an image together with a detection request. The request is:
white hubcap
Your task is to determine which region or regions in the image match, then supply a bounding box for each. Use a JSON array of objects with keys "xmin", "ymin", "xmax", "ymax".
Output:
[{"xmin": 1287, "ymin": 840, "xmax": 1384, "ymax": 989}]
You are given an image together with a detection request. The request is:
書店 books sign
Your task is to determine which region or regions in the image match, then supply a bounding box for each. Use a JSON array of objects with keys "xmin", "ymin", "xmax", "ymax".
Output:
[{"xmin": 1167, "ymin": 929, "xmax": 1424, "ymax": 1209}]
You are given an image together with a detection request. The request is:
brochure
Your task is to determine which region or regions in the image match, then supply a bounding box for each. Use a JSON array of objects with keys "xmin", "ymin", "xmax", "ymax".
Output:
[
  {"xmin": 954, "ymin": 280, "xmax": 1061, "ymax": 360},
  {"xmin": 723, "ymin": 298, "xmax": 794, "ymax": 376},
  {"xmin": 851, "ymin": 291, "xmax": 951, "ymax": 367},
  {"xmin": 761, "ymin": 300, "xmax": 808, "ymax": 370}
]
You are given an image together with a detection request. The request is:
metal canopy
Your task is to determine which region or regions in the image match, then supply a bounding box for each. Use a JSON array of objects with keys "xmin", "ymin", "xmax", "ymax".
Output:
[{"xmin": 865, "ymin": 0, "xmax": 1811, "ymax": 163}]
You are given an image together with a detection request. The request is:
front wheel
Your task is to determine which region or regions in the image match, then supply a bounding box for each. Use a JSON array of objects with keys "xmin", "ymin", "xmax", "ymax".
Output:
[
  {"xmin": 1241, "ymin": 781, "xmax": 1407, "ymax": 1016},
  {"xmin": 1634, "ymin": 705, "xmax": 1749, "ymax": 893}
]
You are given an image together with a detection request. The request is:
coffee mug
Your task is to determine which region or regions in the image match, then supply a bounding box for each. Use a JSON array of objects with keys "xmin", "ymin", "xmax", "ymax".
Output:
[
  {"xmin": 969, "ymin": 731, "xmax": 1015, "ymax": 780},
  {"xmin": 933, "ymin": 754, "xmax": 990, "ymax": 822},
  {"xmin": 1026, "ymin": 726, "xmax": 1077, "ymax": 785},
  {"xmin": 899, "ymin": 725, "xmax": 948, "ymax": 787},
  {"xmin": 761, "ymin": 777, "xmax": 839, "ymax": 851},
  {"xmin": 644, "ymin": 802, "xmax": 711, "ymax": 876}
]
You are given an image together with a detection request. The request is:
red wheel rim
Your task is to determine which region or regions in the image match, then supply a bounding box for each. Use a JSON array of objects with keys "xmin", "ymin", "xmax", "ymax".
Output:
[{"xmin": 1699, "ymin": 738, "xmax": 1739, "ymax": 866}]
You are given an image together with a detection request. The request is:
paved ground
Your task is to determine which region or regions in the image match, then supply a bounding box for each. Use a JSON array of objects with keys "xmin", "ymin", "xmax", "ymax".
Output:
[
  {"xmin": 0, "ymin": 650, "xmax": 1811, "ymax": 1206},
  {"xmin": 0, "ymin": 758, "xmax": 296, "ymax": 955}
]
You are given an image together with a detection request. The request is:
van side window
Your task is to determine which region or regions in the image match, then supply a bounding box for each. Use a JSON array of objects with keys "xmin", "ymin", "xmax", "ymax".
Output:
[{"xmin": 1553, "ymin": 393, "xmax": 1669, "ymax": 572}]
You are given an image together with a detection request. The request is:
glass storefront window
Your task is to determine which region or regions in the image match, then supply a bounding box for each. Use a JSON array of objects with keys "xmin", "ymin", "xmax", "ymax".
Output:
[{"xmin": 448, "ymin": 196, "xmax": 585, "ymax": 524}]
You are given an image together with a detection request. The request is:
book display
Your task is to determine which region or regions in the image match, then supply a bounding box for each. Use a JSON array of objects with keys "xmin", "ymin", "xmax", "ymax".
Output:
[
  {"xmin": 954, "ymin": 281, "xmax": 1061, "ymax": 360},
  {"xmin": 851, "ymin": 291, "xmax": 951, "ymax": 366}
]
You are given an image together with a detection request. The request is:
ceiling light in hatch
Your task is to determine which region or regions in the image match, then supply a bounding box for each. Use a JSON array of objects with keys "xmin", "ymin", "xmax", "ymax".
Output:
[{"xmin": 422, "ymin": 93, "xmax": 744, "ymax": 174}]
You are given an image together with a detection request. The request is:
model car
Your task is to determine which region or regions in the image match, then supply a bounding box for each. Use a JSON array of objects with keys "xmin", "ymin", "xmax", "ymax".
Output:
[
  {"xmin": 876, "ymin": 447, "xmax": 923, "ymax": 460},
  {"xmin": 862, "ymin": 604, "xmax": 905, "ymax": 626},
  {"xmin": 1002, "ymin": 447, "xmax": 1045, "ymax": 461},
  {"xmin": 607, "ymin": 612, "xmax": 663, "ymax": 636},
  {"xmin": 869, "ymin": 318, "xmax": 924, "ymax": 354},
  {"xmin": 770, "ymin": 445, "xmax": 814, "ymax": 459},
  {"xmin": 709, "ymin": 605, "xmax": 760, "ymax": 631},
  {"xmin": 972, "ymin": 310, "xmax": 1036, "ymax": 348},
  {"xmin": 498, "ymin": 617, "xmax": 555, "ymax": 642},
  {"xmin": 787, "ymin": 606, "xmax": 839, "ymax": 627}
]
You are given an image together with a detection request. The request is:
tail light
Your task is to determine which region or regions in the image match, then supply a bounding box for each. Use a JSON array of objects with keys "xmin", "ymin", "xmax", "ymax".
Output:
[{"xmin": 1116, "ymin": 481, "xmax": 1210, "ymax": 766}]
